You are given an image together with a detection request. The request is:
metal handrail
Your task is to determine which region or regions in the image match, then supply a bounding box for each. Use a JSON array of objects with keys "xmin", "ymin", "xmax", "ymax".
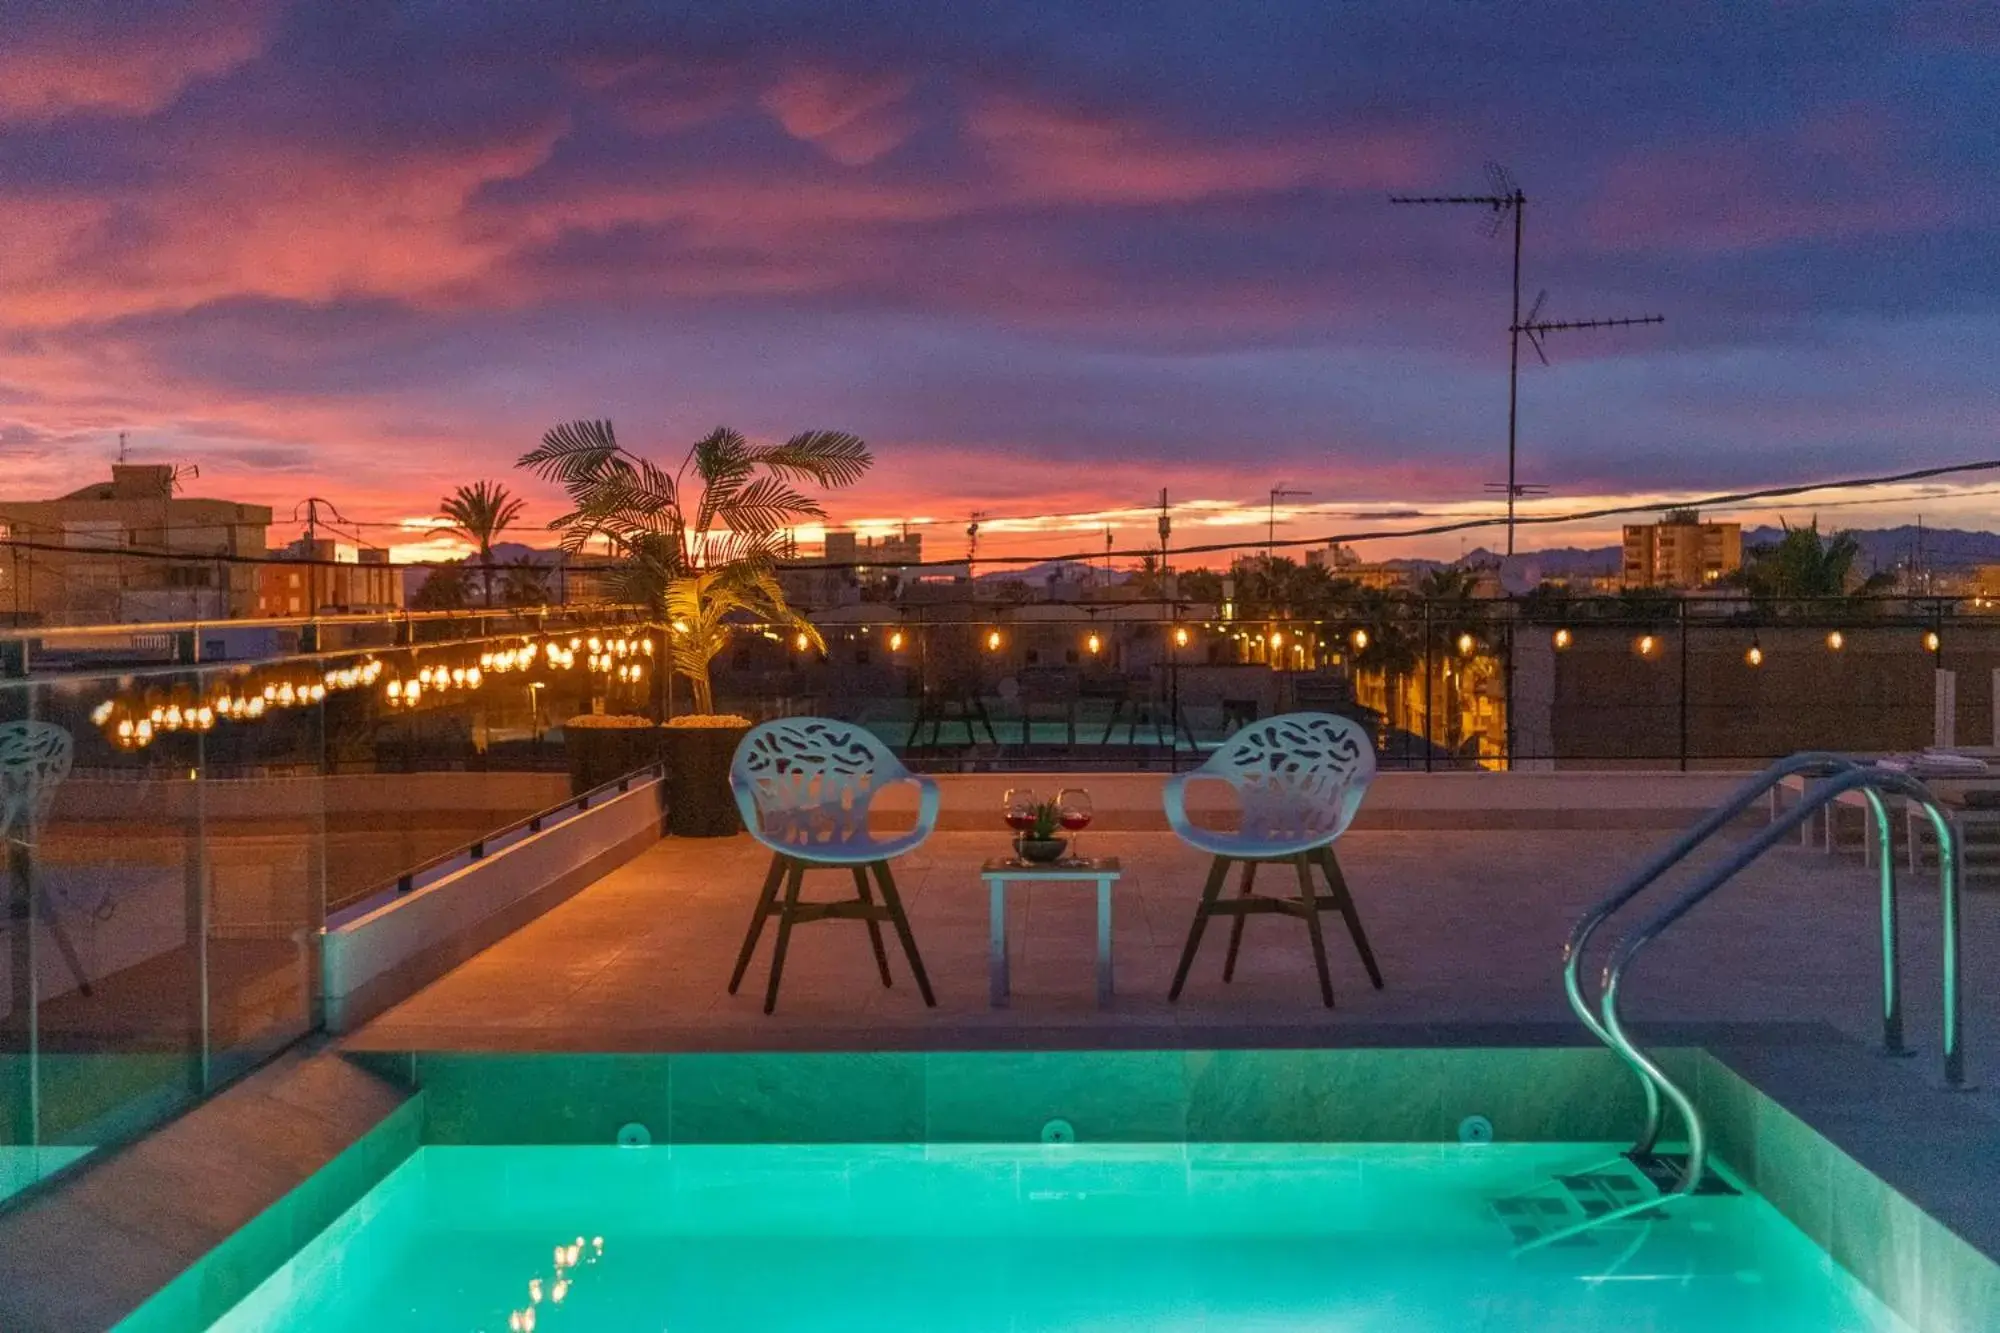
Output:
[
  {"xmin": 1560, "ymin": 751, "xmax": 1898, "ymax": 1156},
  {"xmin": 1526, "ymin": 765, "xmax": 1964, "ymax": 1252},
  {"xmin": 328, "ymin": 761, "xmax": 664, "ymax": 916}
]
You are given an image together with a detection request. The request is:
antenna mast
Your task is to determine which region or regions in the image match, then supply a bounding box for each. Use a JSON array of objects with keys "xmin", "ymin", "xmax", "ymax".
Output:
[
  {"xmin": 1393, "ymin": 164, "xmax": 1663, "ymax": 556},
  {"xmin": 1267, "ymin": 484, "xmax": 1310, "ymax": 565}
]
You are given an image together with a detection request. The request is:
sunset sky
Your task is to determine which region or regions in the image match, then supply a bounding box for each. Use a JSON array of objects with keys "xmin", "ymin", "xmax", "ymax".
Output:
[{"xmin": 2, "ymin": 4, "xmax": 1998, "ymax": 563}]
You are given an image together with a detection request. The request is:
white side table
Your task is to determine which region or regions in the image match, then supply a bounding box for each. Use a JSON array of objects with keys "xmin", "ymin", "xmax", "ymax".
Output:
[{"xmin": 979, "ymin": 856, "xmax": 1120, "ymax": 1007}]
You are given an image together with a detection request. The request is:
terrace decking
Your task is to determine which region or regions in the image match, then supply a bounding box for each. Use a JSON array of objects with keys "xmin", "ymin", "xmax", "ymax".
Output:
[{"xmin": 346, "ymin": 828, "xmax": 1999, "ymax": 1117}]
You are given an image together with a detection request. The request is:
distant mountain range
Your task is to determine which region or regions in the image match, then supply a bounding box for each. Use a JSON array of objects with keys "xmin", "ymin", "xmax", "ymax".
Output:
[
  {"xmin": 1387, "ymin": 524, "xmax": 2000, "ymax": 592},
  {"xmin": 403, "ymin": 527, "xmax": 2000, "ymax": 598}
]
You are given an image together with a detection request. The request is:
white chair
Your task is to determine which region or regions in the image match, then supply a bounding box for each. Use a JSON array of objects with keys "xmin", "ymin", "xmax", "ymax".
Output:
[
  {"xmin": 727, "ymin": 717, "xmax": 938, "ymax": 1013},
  {"xmin": 1164, "ymin": 711, "xmax": 1382, "ymax": 1007},
  {"xmin": 0, "ymin": 721, "xmax": 92, "ymax": 997}
]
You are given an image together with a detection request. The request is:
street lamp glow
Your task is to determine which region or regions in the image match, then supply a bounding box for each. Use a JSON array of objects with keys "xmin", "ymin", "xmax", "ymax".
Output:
[{"xmin": 1552, "ymin": 627, "xmax": 1572, "ymax": 650}]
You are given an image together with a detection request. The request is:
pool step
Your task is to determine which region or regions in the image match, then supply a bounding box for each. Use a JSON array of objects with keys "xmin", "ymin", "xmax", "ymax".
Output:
[{"xmin": 1489, "ymin": 1161, "xmax": 1661, "ymax": 1248}]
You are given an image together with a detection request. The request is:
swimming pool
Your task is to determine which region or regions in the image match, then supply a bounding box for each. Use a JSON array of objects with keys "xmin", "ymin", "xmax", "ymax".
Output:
[{"xmin": 212, "ymin": 1142, "xmax": 1908, "ymax": 1331}]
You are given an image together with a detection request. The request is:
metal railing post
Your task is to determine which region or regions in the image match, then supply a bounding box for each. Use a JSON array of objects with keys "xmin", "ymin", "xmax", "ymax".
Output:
[
  {"xmin": 1422, "ymin": 599, "xmax": 1433, "ymax": 773},
  {"xmin": 1677, "ymin": 598, "xmax": 1689, "ymax": 772}
]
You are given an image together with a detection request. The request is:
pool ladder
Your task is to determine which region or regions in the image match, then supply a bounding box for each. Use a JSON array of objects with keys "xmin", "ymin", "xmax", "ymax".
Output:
[{"xmin": 1520, "ymin": 752, "xmax": 1966, "ymax": 1252}]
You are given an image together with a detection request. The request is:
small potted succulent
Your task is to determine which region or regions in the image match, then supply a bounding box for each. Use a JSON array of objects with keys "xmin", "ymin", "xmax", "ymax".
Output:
[{"xmin": 1015, "ymin": 797, "xmax": 1070, "ymax": 864}]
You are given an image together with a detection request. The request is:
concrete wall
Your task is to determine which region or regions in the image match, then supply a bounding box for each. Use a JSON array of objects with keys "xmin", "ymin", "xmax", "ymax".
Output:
[{"xmin": 1510, "ymin": 623, "xmax": 1990, "ymax": 769}]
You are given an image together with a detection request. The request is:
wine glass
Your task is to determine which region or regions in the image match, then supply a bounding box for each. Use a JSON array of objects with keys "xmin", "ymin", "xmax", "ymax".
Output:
[
  {"xmin": 1056, "ymin": 787, "xmax": 1093, "ymax": 864},
  {"xmin": 1003, "ymin": 787, "xmax": 1038, "ymax": 859}
]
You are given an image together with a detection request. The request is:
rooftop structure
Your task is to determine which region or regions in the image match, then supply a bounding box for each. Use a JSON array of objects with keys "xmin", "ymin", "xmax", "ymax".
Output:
[
  {"xmin": 0, "ymin": 464, "xmax": 272, "ymax": 624},
  {"xmin": 1622, "ymin": 510, "xmax": 1742, "ymax": 589},
  {"xmin": 256, "ymin": 537, "xmax": 403, "ymax": 617}
]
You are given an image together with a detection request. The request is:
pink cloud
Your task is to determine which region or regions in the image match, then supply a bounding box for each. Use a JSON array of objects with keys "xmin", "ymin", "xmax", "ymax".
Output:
[
  {"xmin": 967, "ymin": 97, "xmax": 1441, "ymax": 206},
  {"xmin": 0, "ymin": 3, "xmax": 268, "ymax": 123},
  {"xmin": 759, "ymin": 68, "xmax": 918, "ymax": 165}
]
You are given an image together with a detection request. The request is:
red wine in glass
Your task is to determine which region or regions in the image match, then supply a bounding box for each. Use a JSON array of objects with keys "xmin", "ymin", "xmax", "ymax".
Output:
[{"xmin": 1003, "ymin": 787, "xmax": 1037, "ymax": 855}]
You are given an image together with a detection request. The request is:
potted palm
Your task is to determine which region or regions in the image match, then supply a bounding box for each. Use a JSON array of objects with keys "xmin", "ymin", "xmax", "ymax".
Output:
[{"xmin": 520, "ymin": 421, "xmax": 870, "ymax": 836}]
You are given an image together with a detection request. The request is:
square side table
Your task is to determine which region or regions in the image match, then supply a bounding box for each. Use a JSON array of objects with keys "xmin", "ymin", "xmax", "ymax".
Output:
[{"xmin": 978, "ymin": 857, "xmax": 1121, "ymax": 1007}]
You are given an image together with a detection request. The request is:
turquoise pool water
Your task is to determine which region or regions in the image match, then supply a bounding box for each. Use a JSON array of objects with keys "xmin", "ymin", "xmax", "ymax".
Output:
[{"xmin": 214, "ymin": 1143, "xmax": 1910, "ymax": 1332}]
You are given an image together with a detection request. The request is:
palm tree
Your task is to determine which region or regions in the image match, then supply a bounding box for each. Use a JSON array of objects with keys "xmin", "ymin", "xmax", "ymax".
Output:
[
  {"xmin": 1734, "ymin": 520, "xmax": 1894, "ymax": 611},
  {"xmin": 439, "ymin": 480, "xmax": 525, "ymax": 608},
  {"xmin": 520, "ymin": 421, "xmax": 870, "ymax": 715},
  {"xmin": 411, "ymin": 562, "xmax": 469, "ymax": 611},
  {"xmin": 499, "ymin": 558, "xmax": 552, "ymax": 607}
]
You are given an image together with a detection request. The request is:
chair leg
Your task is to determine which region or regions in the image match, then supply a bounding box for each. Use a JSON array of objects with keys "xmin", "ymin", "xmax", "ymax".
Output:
[
  {"xmin": 1221, "ymin": 861, "xmax": 1259, "ymax": 982},
  {"xmin": 762, "ymin": 861, "xmax": 805, "ymax": 1015},
  {"xmin": 1295, "ymin": 854, "xmax": 1335, "ymax": 1009},
  {"xmin": 1168, "ymin": 856, "xmax": 1231, "ymax": 1001},
  {"xmin": 1317, "ymin": 847, "xmax": 1384, "ymax": 989},
  {"xmin": 871, "ymin": 861, "xmax": 936, "ymax": 1007},
  {"xmin": 729, "ymin": 853, "xmax": 787, "ymax": 994},
  {"xmin": 851, "ymin": 865, "xmax": 893, "ymax": 988}
]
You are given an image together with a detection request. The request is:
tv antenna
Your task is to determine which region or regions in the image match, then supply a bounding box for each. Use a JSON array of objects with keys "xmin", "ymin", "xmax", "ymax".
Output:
[
  {"xmin": 1156, "ymin": 488, "xmax": 1172, "ymax": 571},
  {"xmin": 1392, "ymin": 163, "xmax": 1664, "ymax": 555},
  {"xmin": 1267, "ymin": 484, "xmax": 1311, "ymax": 564},
  {"xmin": 169, "ymin": 462, "xmax": 200, "ymax": 492}
]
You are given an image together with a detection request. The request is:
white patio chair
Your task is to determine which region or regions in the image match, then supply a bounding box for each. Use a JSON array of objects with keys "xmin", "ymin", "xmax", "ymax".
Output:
[
  {"xmin": 1163, "ymin": 711, "xmax": 1383, "ymax": 1008},
  {"xmin": 727, "ymin": 717, "xmax": 938, "ymax": 1013},
  {"xmin": 0, "ymin": 720, "xmax": 92, "ymax": 996}
]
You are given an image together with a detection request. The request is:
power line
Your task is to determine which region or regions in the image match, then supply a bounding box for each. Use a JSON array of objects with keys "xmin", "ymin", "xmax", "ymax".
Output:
[{"xmin": 5, "ymin": 458, "xmax": 2000, "ymax": 576}]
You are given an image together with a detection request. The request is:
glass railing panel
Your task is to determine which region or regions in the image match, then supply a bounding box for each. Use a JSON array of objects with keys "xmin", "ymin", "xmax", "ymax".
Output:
[{"xmin": 1, "ymin": 672, "xmax": 206, "ymax": 1201}]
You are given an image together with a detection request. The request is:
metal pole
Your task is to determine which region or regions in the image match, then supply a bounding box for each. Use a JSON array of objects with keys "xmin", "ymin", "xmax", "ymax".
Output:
[
  {"xmin": 1422, "ymin": 600, "xmax": 1434, "ymax": 773},
  {"xmin": 1677, "ymin": 599, "xmax": 1689, "ymax": 772},
  {"xmin": 1505, "ymin": 192, "xmax": 1523, "ymax": 556}
]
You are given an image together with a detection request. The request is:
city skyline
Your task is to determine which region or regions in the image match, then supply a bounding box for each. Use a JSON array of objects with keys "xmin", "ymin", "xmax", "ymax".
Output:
[{"xmin": 2, "ymin": 7, "xmax": 1998, "ymax": 560}]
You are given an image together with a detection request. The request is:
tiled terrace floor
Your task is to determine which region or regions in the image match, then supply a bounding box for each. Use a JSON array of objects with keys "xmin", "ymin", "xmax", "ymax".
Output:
[{"xmin": 349, "ymin": 829, "xmax": 1999, "ymax": 1104}]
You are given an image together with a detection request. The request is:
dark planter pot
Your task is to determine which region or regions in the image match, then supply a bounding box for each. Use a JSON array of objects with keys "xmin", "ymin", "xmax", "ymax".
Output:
[
  {"xmin": 563, "ymin": 719, "xmax": 660, "ymax": 797},
  {"xmin": 1017, "ymin": 836, "xmax": 1069, "ymax": 864},
  {"xmin": 664, "ymin": 722, "xmax": 752, "ymax": 837}
]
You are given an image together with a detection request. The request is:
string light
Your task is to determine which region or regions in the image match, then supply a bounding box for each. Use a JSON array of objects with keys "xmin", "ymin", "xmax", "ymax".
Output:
[
  {"xmin": 1351, "ymin": 628, "xmax": 1368, "ymax": 651},
  {"xmin": 1925, "ymin": 630, "xmax": 1942, "ymax": 653},
  {"xmin": 1552, "ymin": 628, "xmax": 1572, "ymax": 650},
  {"xmin": 1827, "ymin": 630, "xmax": 1844, "ymax": 651},
  {"xmin": 1086, "ymin": 632, "xmax": 1102, "ymax": 655},
  {"xmin": 1746, "ymin": 642, "xmax": 1764, "ymax": 667},
  {"xmin": 986, "ymin": 629, "xmax": 1002, "ymax": 651},
  {"xmin": 888, "ymin": 630, "xmax": 905, "ymax": 651},
  {"xmin": 1456, "ymin": 632, "xmax": 1476, "ymax": 656},
  {"xmin": 1637, "ymin": 634, "xmax": 1657, "ymax": 657},
  {"xmin": 1174, "ymin": 626, "xmax": 1191, "ymax": 648}
]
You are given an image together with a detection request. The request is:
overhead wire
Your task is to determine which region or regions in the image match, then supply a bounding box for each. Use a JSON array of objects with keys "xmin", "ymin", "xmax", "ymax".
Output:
[{"xmin": 2, "ymin": 456, "xmax": 1998, "ymax": 574}]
